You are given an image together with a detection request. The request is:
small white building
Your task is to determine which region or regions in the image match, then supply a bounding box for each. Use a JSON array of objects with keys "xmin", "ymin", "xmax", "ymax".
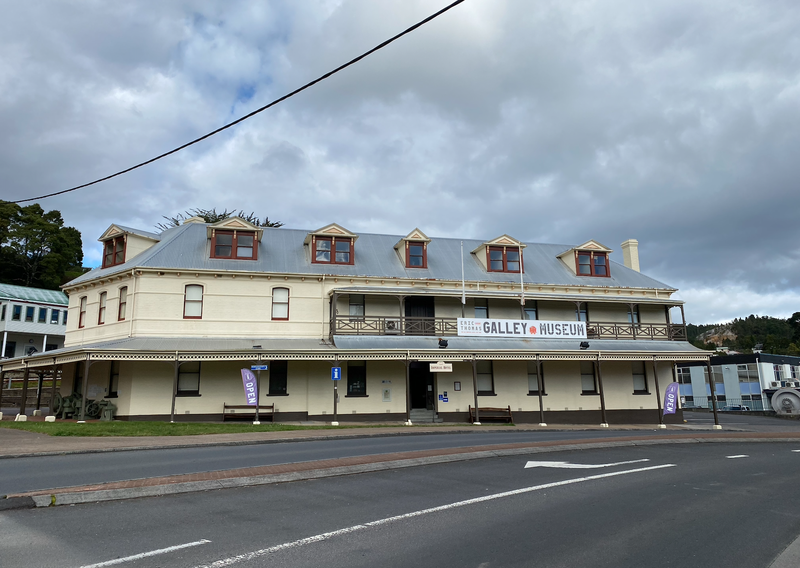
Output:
[{"xmin": 0, "ymin": 283, "xmax": 68, "ymax": 359}]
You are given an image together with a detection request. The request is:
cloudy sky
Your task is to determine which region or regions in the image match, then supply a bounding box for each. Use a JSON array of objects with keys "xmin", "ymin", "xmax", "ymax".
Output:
[{"xmin": 1, "ymin": 0, "xmax": 798, "ymax": 323}]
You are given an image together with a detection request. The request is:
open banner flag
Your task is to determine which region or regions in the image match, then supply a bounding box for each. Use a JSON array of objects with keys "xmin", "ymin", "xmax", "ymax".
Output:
[
  {"xmin": 663, "ymin": 382, "xmax": 679, "ymax": 415},
  {"xmin": 240, "ymin": 368, "xmax": 258, "ymax": 406}
]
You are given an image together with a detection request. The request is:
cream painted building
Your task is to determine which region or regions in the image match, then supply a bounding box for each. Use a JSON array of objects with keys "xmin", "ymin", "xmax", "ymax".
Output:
[{"xmin": 0, "ymin": 219, "xmax": 708, "ymax": 423}]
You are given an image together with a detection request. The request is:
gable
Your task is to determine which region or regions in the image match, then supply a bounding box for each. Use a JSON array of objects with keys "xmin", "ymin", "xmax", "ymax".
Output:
[{"xmin": 303, "ymin": 223, "xmax": 358, "ymax": 245}]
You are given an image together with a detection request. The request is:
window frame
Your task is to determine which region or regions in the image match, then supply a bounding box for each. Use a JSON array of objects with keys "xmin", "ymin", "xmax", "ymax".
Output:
[
  {"xmin": 474, "ymin": 299, "xmax": 489, "ymax": 319},
  {"xmin": 627, "ymin": 306, "xmax": 640, "ymax": 325},
  {"xmin": 102, "ymin": 236, "xmax": 126, "ymax": 269},
  {"xmin": 271, "ymin": 287, "xmax": 290, "ymax": 321},
  {"xmin": 107, "ymin": 360, "xmax": 120, "ymax": 398},
  {"xmin": 50, "ymin": 309, "xmax": 60, "ymax": 324},
  {"xmin": 0, "ymin": 303, "xmax": 4, "ymax": 321},
  {"xmin": 524, "ymin": 300, "xmax": 538, "ymax": 321},
  {"xmin": 25, "ymin": 306, "xmax": 35, "ymax": 322},
  {"xmin": 406, "ymin": 241, "xmax": 427, "ymax": 269},
  {"xmin": 576, "ymin": 302, "xmax": 589, "ymax": 322},
  {"xmin": 11, "ymin": 305, "xmax": 21, "ymax": 321},
  {"xmin": 580, "ymin": 361, "xmax": 598, "ymax": 394},
  {"xmin": 527, "ymin": 360, "xmax": 546, "ymax": 395},
  {"xmin": 312, "ymin": 236, "xmax": 355, "ymax": 265},
  {"xmin": 3, "ymin": 341, "xmax": 16, "ymax": 358},
  {"xmin": 98, "ymin": 292, "xmax": 107, "ymax": 325},
  {"xmin": 575, "ymin": 251, "xmax": 610, "ymax": 277},
  {"xmin": 268, "ymin": 360, "xmax": 288, "ymax": 396},
  {"xmin": 118, "ymin": 287, "xmax": 128, "ymax": 321},
  {"xmin": 349, "ymin": 294, "xmax": 365, "ymax": 320},
  {"xmin": 37, "ymin": 307, "xmax": 47, "ymax": 324},
  {"xmin": 210, "ymin": 230, "xmax": 258, "ymax": 260},
  {"xmin": 632, "ymin": 361, "xmax": 649, "ymax": 394},
  {"xmin": 486, "ymin": 246, "xmax": 523, "ymax": 273},
  {"xmin": 176, "ymin": 361, "xmax": 201, "ymax": 396},
  {"xmin": 476, "ymin": 360, "xmax": 495, "ymax": 395},
  {"xmin": 346, "ymin": 361, "xmax": 368, "ymax": 397},
  {"xmin": 78, "ymin": 297, "xmax": 87, "ymax": 328},
  {"xmin": 183, "ymin": 285, "xmax": 203, "ymax": 319}
]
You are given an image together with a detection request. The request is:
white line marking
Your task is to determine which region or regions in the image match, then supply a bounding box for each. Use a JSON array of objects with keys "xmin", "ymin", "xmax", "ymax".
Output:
[
  {"xmin": 78, "ymin": 539, "xmax": 211, "ymax": 568},
  {"xmin": 192, "ymin": 464, "xmax": 675, "ymax": 568},
  {"xmin": 524, "ymin": 458, "xmax": 650, "ymax": 469},
  {"xmin": 726, "ymin": 455, "xmax": 749, "ymax": 459},
  {"xmin": 792, "ymin": 450, "xmax": 800, "ymax": 453}
]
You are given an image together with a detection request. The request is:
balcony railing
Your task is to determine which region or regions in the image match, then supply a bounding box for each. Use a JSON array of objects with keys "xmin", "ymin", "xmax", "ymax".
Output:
[{"xmin": 332, "ymin": 316, "xmax": 687, "ymax": 341}]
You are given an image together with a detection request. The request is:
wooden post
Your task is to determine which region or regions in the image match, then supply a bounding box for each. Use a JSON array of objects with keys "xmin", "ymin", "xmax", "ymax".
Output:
[
  {"xmin": 78, "ymin": 359, "xmax": 90, "ymax": 422},
  {"xmin": 50, "ymin": 360, "xmax": 59, "ymax": 415},
  {"xmin": 471, "ymin": 357, "xmax": 480, "ymax": 425},
  {"xmin": 0, "ymin": 370, "xmax": 5, "ymax": 412},
  {"xmin": 19, "ymin": 366, "xmax": 31, "ymax": 417},
  {"xmin": 536, "ymin": 355, "xmax": 546, "ymax": 426},
  {"xmin": 595, "ymin": 358, "xmax": 608, "ymax": 426},
  {"xmin": 652, "ymin": 359, "xmax": 663, "ymax": 426},
  {"xmin": 35, "ymin": 371, "xmax": 44, "ymax": 410},
  {"xmin": 405, "ymin": 358, "xmax": 411, "ymax": 424},
  {"xmin": 707, "ymin": 359, "xmax": 721, "ymax": 428},
  {"xmin": 170, "ymin": 357, "xmax": 180, "ymax": 423}
]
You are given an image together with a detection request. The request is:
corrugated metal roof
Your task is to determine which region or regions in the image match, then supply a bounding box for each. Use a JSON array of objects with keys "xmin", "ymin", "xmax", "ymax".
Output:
[
  {"xmin": 66, "ymin": 223, "xmax": 675, "ymax": 290},
  {"xmin": 114, "ymin": 225, "xmax": 161, "ymax": 241},
  {"xmin": 0, "ymin": 283, "xmax": 68, "ymax": 305}
]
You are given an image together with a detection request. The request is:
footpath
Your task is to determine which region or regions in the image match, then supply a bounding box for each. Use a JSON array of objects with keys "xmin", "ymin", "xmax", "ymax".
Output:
[{"xmin": 3, "ymin": 419, "xmax": 800, "ymax": 510}]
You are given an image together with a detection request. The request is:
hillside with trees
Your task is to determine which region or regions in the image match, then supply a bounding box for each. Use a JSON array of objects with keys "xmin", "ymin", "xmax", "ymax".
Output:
[{"xmin": 688, "ymin": 314, "xmax": 800, "ymax": 356}]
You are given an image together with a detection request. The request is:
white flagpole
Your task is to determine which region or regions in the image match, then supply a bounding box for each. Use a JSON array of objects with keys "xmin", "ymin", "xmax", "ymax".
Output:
[
  {"xmin": 520, "ymin": 243, "xmax": 525, "ymax": 308},
  {"xmin": 461, "ymin": 241, "xmax": 466, "ymax": 317}
]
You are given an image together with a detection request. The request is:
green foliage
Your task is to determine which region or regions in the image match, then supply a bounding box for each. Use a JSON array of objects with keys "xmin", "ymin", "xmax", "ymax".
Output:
[
  {"xmin": 156, "ymin": 208, "xmax": 284, "ymax": 232},
  {"xmin": 688, "ymin": 314, "xmax": 799, "ymax": 355},
  {"xmin": 0, "ymin": 202, "xmax": 83, "ymax": 289}
]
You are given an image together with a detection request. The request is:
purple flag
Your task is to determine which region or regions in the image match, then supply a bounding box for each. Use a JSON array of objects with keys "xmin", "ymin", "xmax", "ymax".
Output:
[
  {"xmin": 240, "ymin": 369, "xmax": 258, "ymax": 406},
  {"xmin": 663, "ymin": 382, "xmax": 680, "ymax": 415}
]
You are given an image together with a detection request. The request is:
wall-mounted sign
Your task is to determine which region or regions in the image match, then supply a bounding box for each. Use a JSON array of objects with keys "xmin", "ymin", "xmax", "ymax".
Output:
[
  {"xmin": 457, "ymin": 318, "xmax": 587, "ymax": 339},
  {"xmin": 331, "ymin": 367, "xmax": 342, "ymax": 380},
  {"xmin": 430, "ymin": 362, "xmax": 453, "ymax": 372}
]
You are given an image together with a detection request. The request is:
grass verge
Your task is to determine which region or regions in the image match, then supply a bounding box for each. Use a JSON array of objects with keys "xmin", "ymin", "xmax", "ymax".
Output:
[{"xmin": 0, "ymin": 421, "xmax": 403, "ymax": 437}]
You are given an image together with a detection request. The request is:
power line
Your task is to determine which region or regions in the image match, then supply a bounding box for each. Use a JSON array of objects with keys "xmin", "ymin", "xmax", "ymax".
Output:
[{"xmin": 10, "ymin": 0, "xmax": 466, "ymax": 204}]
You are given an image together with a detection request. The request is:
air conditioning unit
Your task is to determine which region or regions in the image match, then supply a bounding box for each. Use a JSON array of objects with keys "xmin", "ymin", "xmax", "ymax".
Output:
[
  {"xmin": 385, "ymin": 318, "xmax": 401, "ymax": 334},
  {"xmin": 771, "ymin": 382, "xmax": 779, "ymax": 388}
]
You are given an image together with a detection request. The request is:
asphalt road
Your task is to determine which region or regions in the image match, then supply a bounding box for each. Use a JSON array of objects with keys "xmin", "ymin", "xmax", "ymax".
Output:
[
  {"xmin": 2, "ymin": 442, "xmax": 800, "ymax": 568},
  {"xmin": 0, "ymin": 429, "xmax": 695, "ymax": 496}
]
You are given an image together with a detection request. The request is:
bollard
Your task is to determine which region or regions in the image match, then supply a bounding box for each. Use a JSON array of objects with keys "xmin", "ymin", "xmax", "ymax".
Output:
[
  {"xmin": 45, "ymin": 415, "xmax": 56, "ymax": 422},
  {"xmin": 15, "ymin": 414, "xmax": 27, "ymax": 422}
]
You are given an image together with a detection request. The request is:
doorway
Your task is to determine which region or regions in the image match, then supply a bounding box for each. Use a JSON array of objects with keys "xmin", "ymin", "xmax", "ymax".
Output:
[
  {"xmin": 405, "ymin": 296, "xmax": 435, "ymax": 335},
  {"xmin": 409, "ymin": 362, "xmax": 434, "ymax": 410}
]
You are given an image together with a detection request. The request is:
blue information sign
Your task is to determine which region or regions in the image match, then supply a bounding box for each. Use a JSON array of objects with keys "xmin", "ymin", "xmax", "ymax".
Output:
[
  {"xmin": 331, "ymin": 367, "xmax": 342, "ymax": 380},
  {"xmin": 250, "ymin": 365, "xmax": 268, "ymax": 371}
]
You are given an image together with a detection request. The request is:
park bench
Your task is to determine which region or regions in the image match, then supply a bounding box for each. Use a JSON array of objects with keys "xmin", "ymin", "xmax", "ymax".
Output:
[
  {"xmin": 468, "ymin": 405, "xmax": 513, "ymax": 423},
  {"xmin": 222, "ymin": 403, "xmax": 274, "ymax": 421}
]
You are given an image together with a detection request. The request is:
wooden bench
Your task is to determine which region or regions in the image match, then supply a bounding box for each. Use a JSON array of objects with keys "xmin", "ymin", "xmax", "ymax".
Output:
[
  {"xmin": 468, "ymin": 405, "xmax": 513, "ymax": 423},
  {"xmin": 223, "ymin": 403, "xmax": 274, "ymax": 421}
]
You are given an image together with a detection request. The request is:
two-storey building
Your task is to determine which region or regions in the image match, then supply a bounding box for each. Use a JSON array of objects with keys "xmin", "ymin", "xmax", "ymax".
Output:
[
  {"xmin": 0, "ymin": 218, "xmax": 708, "ymax": 423},
  {"xmin": 0, "ymin": 283, "xmax": 68, "ymax": 359}
]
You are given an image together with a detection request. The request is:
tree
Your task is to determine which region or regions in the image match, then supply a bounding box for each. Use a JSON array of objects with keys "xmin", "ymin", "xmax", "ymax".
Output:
[
  {"xmin": 155, "ymin": 208, "xmax": 283, "ymax": 232},
  {"xmin": 0, "ymin": 201, "xmax": 83, "ymax": 289}
]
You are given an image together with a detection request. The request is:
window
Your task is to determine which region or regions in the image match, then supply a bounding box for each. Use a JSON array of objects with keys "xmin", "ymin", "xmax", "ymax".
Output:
[
  {"xmin": 474, "ymin": 299, "xmax": 489, "ymax": 319},
  {"xmin": 677, "ymin": 367, "xmax": 692, "ymax": 384},
  {"xmin": 313, "ymin": 237, "xmax": 353, "ymax": 265},
  {"xmin": 576, "ymin": 251, "xmax": 609, "ymax": 277},
  {"xmin": 528, "ymin": 360, "xmax": 545, "ymax": 394},
  {"xmin": 580, "ymin": 361, "xmax": 597, "ymax": 394},
  {"xmin": 349, "ymin": 294, "xmax": 365, "ymax": 319},
  {"xmin": 0, "ymin": 304, "xmax": 4, "ymax": 320},
  {"xmin": 271, "ymin": 288, "xmax": 289, "ymax": 320},
  {"xmin": 487, "ymin": 246, "xmax": 522, "ymax": 273},
  {"xmin": 268, "ymin": 360, "xmax": 288, "ymax": 395},
  {"xmin": 347, "ymin": 361, "xmax": 367, "ymax": 396},
  {"xmin": 177, "ymin": 362, "xmax": 201, "ymax": 396},
  {"xmin": 108, "ymin": 361, "xmax": 120, "ymax": 398},
  {"xmin": 25, "ymin": 306, "xmax": 34, "ymax": 322},
  {"xmin": 632, "ymin": 361, "xmax": 648, "ymax": 393},
  {"xmin": 45, "ymin": 344, "xmax": 58, "ymax": 352},
  {"xmin": 627, "ymin": 306, "xmax": 640, "ymax": 325},
  {"xmin": 98, "ymin": 292, "xmax": 107, "ymax": 325},
  {"xmin": 774, "ymin": 365, "xmax": 784, "ymax": 381},
  {"xmin": 524, "ymin": 300, "xmax": 537, "ymax": 320},
  {"xmin": 184, "ymin": 285, "xmax": 203, "ymax": 319},
  {"xmin": 118, "ymin": 287, "xmax": 127, "ymax": 321},
  {"xmin": 102, "ymin": 236, "xmax": 126, "ymax": 268},
  {"xmin": 576, "ymin": 302, "xmax": 588, "ymax": 322},
  {"xmin": 12, "ymin": 305, "xmax": 21, "ymax": 321},
  {"xmin": 406, "ymin": 241, "xmax": 427, "ymax": 268},
  {"xmin": 62, "ymin": 310, "xmax": 68, "ymax": 325},
  {"xmin": 78, "ymin": 296, "xmax": 87, "ymax": 328},
  {"xmin": 3, "ymin": 341, "xmax": 15, "ymax": 358},
  {"xmin": 38, "ymin": 308, "xmax": 47, "ymax": 324},
  {"xmin": 211, "ymin": 230, "xmax": 257, "ymax": 260},
  {"xmin": 476, "ymin": 361, "xmax": 494, "ymax": 395}
]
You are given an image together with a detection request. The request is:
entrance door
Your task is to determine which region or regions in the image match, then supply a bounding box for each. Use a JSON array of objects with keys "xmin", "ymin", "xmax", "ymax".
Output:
[
  {"xmin": 409, "ymin": 362, "xmax": 434, "ymax": 409},
  {"xmin": 405, "ymin": 296, "xmax": 435, "ymax": 335}
]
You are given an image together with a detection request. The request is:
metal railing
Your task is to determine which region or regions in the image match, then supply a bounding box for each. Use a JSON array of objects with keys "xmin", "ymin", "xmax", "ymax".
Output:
[{"xmin": 332, "ymin": 316, "xmax": 687, "ymax": 340}]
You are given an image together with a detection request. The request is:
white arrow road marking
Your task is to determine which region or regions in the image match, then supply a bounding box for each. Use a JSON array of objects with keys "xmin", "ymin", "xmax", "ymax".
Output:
[
  {"xmin": 524, "ymin": 458, "xmax": 650, "ymax": 469},
  {"xmin": 726, "ymin": 455, "xmax": 749, "ymax": 459},
  {"xmin": 78, "ymin": 539, "xmax": 211, "ymax": 568},
  {"xmin": 192, "ymin": 463, "xmax": 675, "ymax": 568}
]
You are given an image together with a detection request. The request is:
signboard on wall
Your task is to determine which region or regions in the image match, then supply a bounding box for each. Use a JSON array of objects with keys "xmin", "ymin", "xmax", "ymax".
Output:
[
  {"xmin": 457, "ymin": 318, "xmax": 587, "ymax": 339},
  {"xmin": 430, "ymin": 362, "xmax": 453, "ymax": 372}
]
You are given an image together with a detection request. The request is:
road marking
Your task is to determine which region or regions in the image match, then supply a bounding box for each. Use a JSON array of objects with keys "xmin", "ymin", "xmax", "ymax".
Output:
[
  {"xmin": 792, "ymin": 450, "xmax": 800, "ymax": 453},
  {"xmin": 524, "ymin": 458, "xmax": 649, "ymax": 469},
  {"xmin": 726, "ymin": 455, "xmax": 749, "ymax": 459},
  {"xmin": 192, "ymin": 463, "xmax": 675, "ymax": 568},
  {"xmin": 78, "ymin": 539, "xmax": 211, "ymax": 568}
]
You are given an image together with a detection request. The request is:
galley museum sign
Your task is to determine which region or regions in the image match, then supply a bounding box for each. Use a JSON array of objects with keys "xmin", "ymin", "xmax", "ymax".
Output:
[{"xmin": 457, "ymin": 318, "xmax": 587, "ymax": 339}]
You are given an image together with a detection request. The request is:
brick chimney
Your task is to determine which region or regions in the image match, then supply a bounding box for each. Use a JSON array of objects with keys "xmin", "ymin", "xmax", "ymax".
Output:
[{"xmin": 621, "ymin": 239, "xmax": 639, "ymax": 272}]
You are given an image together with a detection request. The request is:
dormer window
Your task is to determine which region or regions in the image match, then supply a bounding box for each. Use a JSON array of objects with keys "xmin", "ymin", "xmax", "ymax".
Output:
[
  {"xmin": 313, "ymin": 237, "xmax": 353, "ymax": 265},
  {"xmin": 102, "ymin": 236, "xmax": 125, "ymax": 268},
  {"xmin": 212, "ymin": 230, "xmax": 257, "ymax": 260},
  {"xmin": 577, "ymin": 251, "xmax": 608, "ymax": 277},
  {"xmin": 407, "ymin": 242, "xmax": 426, "ymax": 268},
  {"xmin": 487, "ymin": 246, "xmax": 522, "ymax": 273}
]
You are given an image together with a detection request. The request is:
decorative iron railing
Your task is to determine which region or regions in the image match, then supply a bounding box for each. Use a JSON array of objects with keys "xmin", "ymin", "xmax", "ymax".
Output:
[{"xmin": 331, "ymin": 316, "xmax": 687, "ymax": 341}]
